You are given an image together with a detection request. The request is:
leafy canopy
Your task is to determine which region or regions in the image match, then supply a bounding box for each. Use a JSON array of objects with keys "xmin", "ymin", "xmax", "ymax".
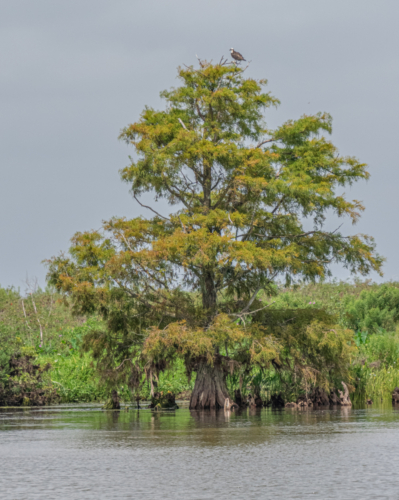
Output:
[{"xmin": 47, "ymin": 59, "xmax": 382, "ymax": 390}]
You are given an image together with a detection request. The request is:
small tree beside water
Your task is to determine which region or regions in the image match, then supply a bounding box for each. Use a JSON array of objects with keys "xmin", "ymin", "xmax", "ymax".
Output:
[{"xmin": 47, "ymin": 58, "xmax": 382, "ymax": 408}]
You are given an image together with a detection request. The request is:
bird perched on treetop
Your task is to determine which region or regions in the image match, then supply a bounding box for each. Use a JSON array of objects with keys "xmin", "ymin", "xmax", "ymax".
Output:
[{"xmin": 230, "ymin": 48, "xmax": 246, "ymax": 62}]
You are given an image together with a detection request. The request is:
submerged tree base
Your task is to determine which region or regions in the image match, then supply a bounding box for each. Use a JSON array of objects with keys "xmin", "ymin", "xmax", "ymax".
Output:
[
  {"xmin": 102, "ymin": 390, "xmax": 120, "ymax": 409},
  {"xmin": 150, "ymin": 392, "xmax": 179, "ymax": 410},
  {"xmin": 189, "ymin": 361, "xmax": 229, "ymax": 410}
]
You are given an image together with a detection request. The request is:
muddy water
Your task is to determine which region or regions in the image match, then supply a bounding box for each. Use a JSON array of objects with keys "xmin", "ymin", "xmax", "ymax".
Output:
[{"xmin": 1, "ymin": 404, "xmax": 399, "ymax": 499}]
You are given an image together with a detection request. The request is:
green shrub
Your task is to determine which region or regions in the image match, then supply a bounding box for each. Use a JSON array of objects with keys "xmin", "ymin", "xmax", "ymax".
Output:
[
  {"xmin": 38, "ymin": 352, "xmax": 109, "ymax": 403},
  {"xmin": 0, "ymin": 284, "xmax": 87, "ymax": 349},
  {"xmin": 342, "ymin": 284, "xmax": 399, "ymax": 333}
]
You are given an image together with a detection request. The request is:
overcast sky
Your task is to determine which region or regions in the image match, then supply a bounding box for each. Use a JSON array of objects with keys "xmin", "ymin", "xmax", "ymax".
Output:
[{"xmin": 1, "ymin": 0, "xmax": 398, "ymax": 289}]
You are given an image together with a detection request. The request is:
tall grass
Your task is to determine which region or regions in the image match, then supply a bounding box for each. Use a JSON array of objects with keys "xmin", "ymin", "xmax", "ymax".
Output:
[
  {"xmin": 353, "ymin": 329, "xmax": 399, "ymax": 401},
  {"xmin": 354, "ymin": 366, "xmax": 399, "ymax": 402}
]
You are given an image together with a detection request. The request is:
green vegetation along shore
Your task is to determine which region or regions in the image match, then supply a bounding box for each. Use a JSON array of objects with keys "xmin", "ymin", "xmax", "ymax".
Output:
[{"xmin": 1, "ymin": 280, "xmax": 399, "ymax": 406}]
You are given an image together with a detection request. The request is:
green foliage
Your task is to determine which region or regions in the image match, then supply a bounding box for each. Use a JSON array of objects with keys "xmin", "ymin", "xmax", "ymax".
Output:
[
  {"xmin": 37, "ymin": 352, "xmax": 109, "ymax": 403},
  {"xmin": 356, "ymin": 329, "xmax": 399, "ymax": 369},
  {"xmin": 226, "ymin": 366, "xmax": 299, "ymax": 402},
  {"xmin": 0, "ymin": 284, "xmax": 106, "ymax": 405},
  {"xmin": 342, "ymin": 284, "xmax": 399, "ymax": 333},
  {"xmin": 264, "ymin": 279, "xmax": 380, "ymax": 315},
  {"xmin": 354, "ymin": 329, "xmax": 369, "ymax": 347},
  {"xmin": 261, "ymin": 282, "xmax": 399, "ymax": 401},
  {"xmin": 351, "ymin": 327, "xmax": 399, "ymax": 401},
  {"xmin": 0, "ymin": 283, "xmax": 191, "ymax": 403},
  {"xmin": 0, "ymin": 284, "xmax": 86, "ymax": 349},
  {"xmin": 256, "ymin": 308, "xmax": 355, "ymax": 391},
  {"xmin": 0, "ymin": 353, "xmax": 57, "ymax": 407}
]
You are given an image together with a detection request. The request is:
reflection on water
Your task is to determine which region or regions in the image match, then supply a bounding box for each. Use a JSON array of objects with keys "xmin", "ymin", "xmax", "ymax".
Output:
[{"xmin": 1, "ymin": 403, "xmax": 399, "ymax": 499}]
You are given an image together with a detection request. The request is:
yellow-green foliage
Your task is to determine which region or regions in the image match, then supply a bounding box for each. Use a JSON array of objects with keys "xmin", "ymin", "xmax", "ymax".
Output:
[
  {"xmin": 46, "ymin": 60, "xmax": 382, "ymax": 397},
  {"xmin": 144, "ymin": 314, "xmax": 271, "ymax": 363},
  {"xmin": 143, "ymin": 309, "xmax": 354, "ymax": 390},
  {"xmin": 256, "ymin": 308, "xmax": 355, "ymax": 390}
]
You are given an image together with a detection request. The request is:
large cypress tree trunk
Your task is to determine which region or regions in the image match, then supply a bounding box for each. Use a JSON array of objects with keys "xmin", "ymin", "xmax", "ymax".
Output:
[
  {"xmin": 191, "ymin": 266, "xmax": 229, "ymax": 410},
  {"xmin": 189, "ymin": 361, "xmax": 229, "ymax": 410}
]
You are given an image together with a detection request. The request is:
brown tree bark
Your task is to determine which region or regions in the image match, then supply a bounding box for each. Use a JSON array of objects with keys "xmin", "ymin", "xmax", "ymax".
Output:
[
  {"xmin": 329, "ymin": 389, "xmax": 341, "ymax": 405},
  {"xmin": 189, "ymin": 361, "xmax": 230, "ymax": 410},
  {"xmin": 234, "ymin": 389, "xmax": 245, "ymax": 407},
  {"xmin": 202, "ymin": 269, "xmax": 217, "ymax": 323}
]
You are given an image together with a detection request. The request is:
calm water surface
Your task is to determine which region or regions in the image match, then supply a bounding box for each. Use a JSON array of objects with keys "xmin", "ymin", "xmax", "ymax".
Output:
[{"xmin": 1, "ymin": 403, "xmax": 399, "ymax": 499}]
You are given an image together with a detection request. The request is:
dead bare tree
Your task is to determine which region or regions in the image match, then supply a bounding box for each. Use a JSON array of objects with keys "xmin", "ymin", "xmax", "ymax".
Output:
[{"xmin": 24, "ymin": 276, "xmax": 44, "ymax": 346}]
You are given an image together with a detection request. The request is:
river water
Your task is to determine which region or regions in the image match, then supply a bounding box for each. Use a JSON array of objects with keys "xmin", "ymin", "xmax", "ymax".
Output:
[{"xmin": 1, "ymin": 403, "xmax": 399, "ymax": 499}]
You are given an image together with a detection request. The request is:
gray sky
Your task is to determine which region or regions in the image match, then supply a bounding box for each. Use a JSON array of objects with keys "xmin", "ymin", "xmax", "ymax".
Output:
[{"xmin": 1, "ymin": 0, "xmax": 398, "ymax": 289}]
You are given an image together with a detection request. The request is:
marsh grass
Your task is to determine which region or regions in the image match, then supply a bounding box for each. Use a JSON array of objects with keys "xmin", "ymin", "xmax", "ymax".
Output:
[{"xmin": 354, "ymin": 366, "xmax": 399, "ymax": 402}]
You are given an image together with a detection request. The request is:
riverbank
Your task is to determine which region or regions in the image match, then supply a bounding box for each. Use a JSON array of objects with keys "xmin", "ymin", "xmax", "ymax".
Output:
[{"xmin": 2, "ymin": 280, "xmax": 399, "ymax": 406}]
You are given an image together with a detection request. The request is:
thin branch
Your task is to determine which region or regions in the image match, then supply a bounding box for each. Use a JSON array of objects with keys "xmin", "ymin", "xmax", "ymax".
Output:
[
  {"xmin": 231, "ymin": 302, "xmax": 276, "ymax": 320},
  {"xmin": 163, "ymin": 181, "xmax": 191, "ymax": 209},
  {"xmin": 112, "ymin": 279, "xmax": 157, "ymax": 309},
  {"xmin": 185, "ymin": 62, "xmax": 206, "ymax": 77},
  {"xmin": 133, "ymin": 260, "xmax": 171, "ymax": 291},
  {"xmin": 21, "ymin": 299, "xmax": 32, "ymax": 344},
  {"xmin": 178, "ymin": 216, "xmax": 187, "ymax": 233},
  {"xmin": 332, "ymin": 223, "xmax": 343, "ymax": 234},
  {"xmin": 212, "ymin": 176, "xmax": 236, "ymax": 209},
  {"xmin": 178, "ymin": 118, "xmax": 188, "ymax": 131},
  {"xmin": 133, "ymin": 194, "xmax": 169, "ymax": 220},
  {"xmin": 241, "ymin": 208, "xmax": 257, "ymax": 242},
  {"xmin": 195, "ymin": 100, "xmax": 206, "ymax": 121},
  {"xmin": 236, "ymin": 60, "xmax": 252, "ymax": 74},
  {"xmin": 260, "ymin": 228, "xmax": 348, "ymax": 241},
  {"xmin": 256, "ymin": 138, "xmax": 276, "ymax": 148},
  {"xmin": 21, "ymin": 299, "xmax": 32, "ymax": 330},
  {"xmin": 211, "ymin": 174, "xmax": 224, "ymax": 191},
  {"xmin": 196, "ymin": 54, "xmax": 205, "ymax": 68},
  {"xmin": 115, "ymin": 359, "xmax": 133, "ymax": 370},
  {"xmin": 25, "ymin": 277, "xmax": 44, "ymax": 345},
  {"xmin": 271, "ymin": 195, "xmax": 286, "ymax": 215},
  {"xmin": 240, "ymin": 285, "xmax": 263, "ymax": 314},
  {"xmin": 263, "ymin": 230, "xmax": 319, "ymax": 240}
]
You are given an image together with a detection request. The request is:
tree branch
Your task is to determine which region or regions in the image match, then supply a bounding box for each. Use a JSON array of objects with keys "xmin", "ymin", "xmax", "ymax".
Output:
[
  {"xmin": 133, "ymin": 194, "xmax": 169, "ymax": 220},
  {"xmin": 231, "ymin": 301, "xmax": 276, "ymax": 320},
  {"xmin": 271, "ymin": 195, "xmax": 286, "ymax": 215},
  {"xmin": 256, "ymin": 138, "xmax": 275, "ymax": 148},
  {"xmin": 178, "ymin": 118, "xmax": 188, "ymax": 131}
]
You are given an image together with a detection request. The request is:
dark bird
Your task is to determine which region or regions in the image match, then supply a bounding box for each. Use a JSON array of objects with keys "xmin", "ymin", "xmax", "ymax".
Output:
[{"xmin": 230, "ymin": 48, "xmax": 246, "ymax": 62}]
